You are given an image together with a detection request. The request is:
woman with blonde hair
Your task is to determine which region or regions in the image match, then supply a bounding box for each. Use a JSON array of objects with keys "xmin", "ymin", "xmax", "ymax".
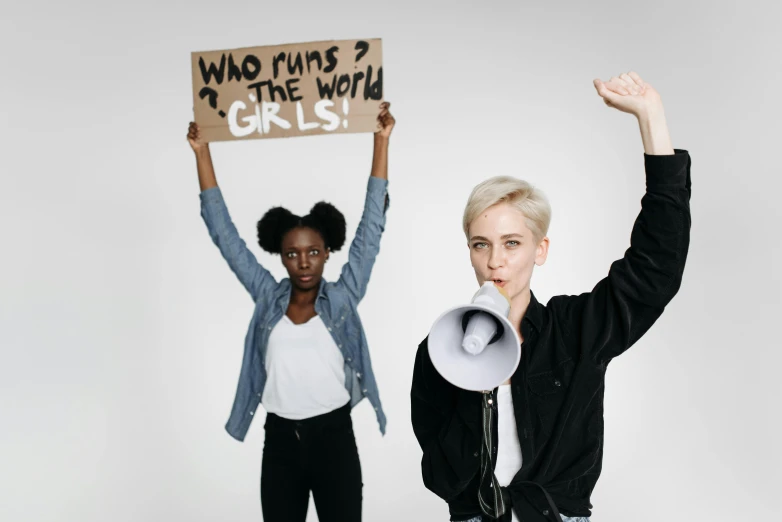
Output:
[{"xmin": 411, "ymin": 72, "xmax": 691, "ymax": 522}]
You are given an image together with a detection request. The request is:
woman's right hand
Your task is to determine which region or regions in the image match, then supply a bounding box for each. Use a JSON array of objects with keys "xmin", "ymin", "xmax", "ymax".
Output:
[{"xmin": 187, "ymin": 122, "xmax": 209, "ymax": 153}]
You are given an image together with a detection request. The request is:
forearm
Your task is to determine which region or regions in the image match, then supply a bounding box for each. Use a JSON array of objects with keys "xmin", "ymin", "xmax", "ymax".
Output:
[
  {"xmin": 195, "ymin": 146, "xmax": 218, "ymax": 191},
  {"xmin": 637, "ymin": 105, "xmax": 674, "ymax": 155},
  {"xmin": 412, "ymin": 342, "xmax": 482, "ymax": 499},
  {"xmin": 617, "ymin": 150, "xmax": 690, "ymax": 301},
  {"xmin": 415, "ymin": 399, "xmax": 482, "ymax": 500},
  {"xmin": 582, "ymin": 150, "xmax": 691, "ymax": 362},
  {"xmin": 370, "ymin": 134, "xmax": 389, "ymax": 180}
]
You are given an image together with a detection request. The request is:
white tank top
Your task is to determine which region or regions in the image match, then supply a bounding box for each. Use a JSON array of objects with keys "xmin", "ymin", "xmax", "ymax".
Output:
[
  {"xmin": 261, "ymin": 314, "xmax": 350, "ymax": 419},
  {"xmin": 495, "ymin": 384, "xmax": 523, "ymax": 521}
]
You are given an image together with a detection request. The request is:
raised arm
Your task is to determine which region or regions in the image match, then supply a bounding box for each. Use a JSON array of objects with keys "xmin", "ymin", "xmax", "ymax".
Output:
[
  {"xmin": 552, "ymin": 72, "xmax": 691, "ymax": 365},
  {"xmin": 336, "ymin": 103, "xmax": 395, "ymax": 304},
  {"xmin": 188, "ymin": 123, "xmax": 276, "ymax": 302},
  {"xmin": 188, "ymin": 122, "xmax": 219, "ymax": 191}
]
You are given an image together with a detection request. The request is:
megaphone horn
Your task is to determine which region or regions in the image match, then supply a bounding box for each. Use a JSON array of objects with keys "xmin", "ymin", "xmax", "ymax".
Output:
[{"xmin": 428, "ymin": 281, "xmax": 521, "ymax": 392}]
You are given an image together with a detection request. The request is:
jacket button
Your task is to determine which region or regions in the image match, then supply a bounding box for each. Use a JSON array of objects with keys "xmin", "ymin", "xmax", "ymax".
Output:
[
  {"xmin": 474, "ymin": 452, "xmax": 479, "ymax": 457},
  {"xmin": 554, "ymin": 380, "xmax": 561, "ymax": 387},
  {"xmin": 543, "ymin": 510, "xmax": 549, "ymax": 516},
  {"xmin": 249, "ymin": 411, "xmax": 254, "ymax": 416},
  {"xmin": 357, "ymin": 373, "xmax": 362, "ymax": 379},
  {"xmin": 362, "ymin": 389, "xmax": 368, "ymax": 393}
]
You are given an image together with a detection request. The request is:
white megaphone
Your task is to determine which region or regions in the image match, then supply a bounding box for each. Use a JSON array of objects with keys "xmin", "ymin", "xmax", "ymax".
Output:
[{"xmin": 428, "ymin": 281, "xmax": 521, "ymax": 391}]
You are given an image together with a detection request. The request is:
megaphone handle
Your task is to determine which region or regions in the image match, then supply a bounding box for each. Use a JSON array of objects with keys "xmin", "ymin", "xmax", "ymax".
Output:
[
  {"xmin": 461, "ymin": 310, "xmax": 505, "ymax": 345},
  {"xmin": 477, "ymin": 390, "xmax": 507, "ymax": 519}
]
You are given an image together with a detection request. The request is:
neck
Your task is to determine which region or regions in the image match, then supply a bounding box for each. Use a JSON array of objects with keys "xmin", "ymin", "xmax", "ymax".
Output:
[
  {"xmin": 290, "ymin": 285, "xmax": 318, "ymax": 306},
  {"xmin": 508, "ymin": 287, "xmax": 531, "ymax": 341}
]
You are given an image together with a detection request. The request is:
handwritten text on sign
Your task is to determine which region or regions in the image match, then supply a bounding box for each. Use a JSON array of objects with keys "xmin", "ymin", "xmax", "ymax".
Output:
[{"xmin": 191, "ymin": 39, "xmax": 383, "ymax": 142}]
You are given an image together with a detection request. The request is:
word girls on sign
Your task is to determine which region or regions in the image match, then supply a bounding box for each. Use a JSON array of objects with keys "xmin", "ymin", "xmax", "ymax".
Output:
[{"xmin": 191, "ymin": 38, "xmax": 384, "ymax": 142}]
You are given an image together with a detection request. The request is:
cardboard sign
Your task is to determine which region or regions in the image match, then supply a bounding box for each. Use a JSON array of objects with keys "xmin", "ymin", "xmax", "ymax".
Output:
[{"xmin": 191, "ymin": 39, "xmax": 383, "ymax": 142}]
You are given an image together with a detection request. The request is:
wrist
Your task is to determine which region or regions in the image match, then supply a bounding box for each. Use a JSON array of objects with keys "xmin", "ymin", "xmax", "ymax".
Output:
[
  {"xmin": 194, "ymin": 145, "xmax": 211, "ymax": 159},
  {"xmin": 374, "ymin": 133, "xmax": 390, "ymax": 147},
  {"xmin": 637, "ymin": 108, "xmax": 674, "ymax": 155},
  {"xmin": 635, "ymin": 102, "xmax": 666, "ymax": 126}
]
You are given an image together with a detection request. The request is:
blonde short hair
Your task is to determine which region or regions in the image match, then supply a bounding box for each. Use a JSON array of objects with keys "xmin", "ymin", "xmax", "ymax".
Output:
[{"xmin": 463, "ymin": 176, "xmax": 552, "ymax": 242}]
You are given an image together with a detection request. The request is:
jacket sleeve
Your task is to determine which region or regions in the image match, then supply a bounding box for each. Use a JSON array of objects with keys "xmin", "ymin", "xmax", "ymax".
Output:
[
  {"xmin": 335, "ymin": 176, "xmax": 390, "ymax": 305},
  {"xmin": 200, "ymin": 187, "xmax": 276, "ymax": 302},
  {"xmin": 550, "ymin": 150, "xmax": 692, "ymax": 365},
  {"xmin": 410, "ymin": 336, "xmax": 483, "ymax": 501}
]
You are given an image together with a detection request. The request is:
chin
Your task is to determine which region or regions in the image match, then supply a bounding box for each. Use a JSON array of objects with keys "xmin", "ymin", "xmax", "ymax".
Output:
[{"xmin": 304, "ymin": 279, "xmax": 322, "ymax": 290}]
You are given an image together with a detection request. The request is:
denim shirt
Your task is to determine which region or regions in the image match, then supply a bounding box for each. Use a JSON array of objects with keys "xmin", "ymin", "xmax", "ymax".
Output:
[{"xmin": 200, "ymin": 176, "xmax": 390, "ymax": 441}]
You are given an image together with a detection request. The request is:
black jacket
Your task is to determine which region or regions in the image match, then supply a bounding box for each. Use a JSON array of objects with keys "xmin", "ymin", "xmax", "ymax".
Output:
[{"xmin": 411, "ymin": 150, "xmax": 692, "ymax": 521}]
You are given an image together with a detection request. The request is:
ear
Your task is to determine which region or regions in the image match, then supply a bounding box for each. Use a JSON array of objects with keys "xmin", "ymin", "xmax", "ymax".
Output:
[{"xmin": 534, "ymin": 236, "xmax": 550, "ymax": 267}]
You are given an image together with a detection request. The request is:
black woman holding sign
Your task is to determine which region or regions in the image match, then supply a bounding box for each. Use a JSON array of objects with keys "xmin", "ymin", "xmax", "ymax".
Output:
[
  {"xmin": 188, "ymin": 102, "xmax": 395, "ymax": 522},
  {"xmin": 411, "ymin": 71, "xmax": 691, "ymax": 521}
]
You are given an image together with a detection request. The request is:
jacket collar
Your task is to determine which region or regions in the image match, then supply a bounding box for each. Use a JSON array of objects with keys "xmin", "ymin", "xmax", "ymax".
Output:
[
  {"xmin": 522, "ymin": 290, "xmax": 543, "ymax": 332},
  {"xmin": 276, "ymin": 277, "xmax": 329, "ymax": 310}
]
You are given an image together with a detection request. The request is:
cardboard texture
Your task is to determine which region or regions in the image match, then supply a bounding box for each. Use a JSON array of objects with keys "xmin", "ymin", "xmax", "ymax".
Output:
[{"xmin": 191, "ymin": 39, "xmax": 383, "ymax": 142}]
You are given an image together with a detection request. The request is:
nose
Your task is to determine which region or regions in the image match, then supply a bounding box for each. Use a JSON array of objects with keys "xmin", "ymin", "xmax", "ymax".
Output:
[
  {"xmin": 487, "ymin": 247, "xmax": 504, "ymax": 270},
  {"xmin": 298, "ymin": 253, "xmax": 311, "ymax": 270}
]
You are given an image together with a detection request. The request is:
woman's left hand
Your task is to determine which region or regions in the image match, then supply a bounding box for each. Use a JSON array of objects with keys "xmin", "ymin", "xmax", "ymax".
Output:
[
  {"xmin": 593, "ymin": 71, "xmax": 663, "ymax": 118},
  {"xmin": 376, "ymin": 101, "xmax": 395, "ymax": 139}
]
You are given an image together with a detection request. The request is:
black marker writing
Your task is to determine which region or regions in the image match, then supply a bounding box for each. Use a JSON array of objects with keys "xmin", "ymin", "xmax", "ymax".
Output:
[
  {"xmin": 306, "ymin": 51, "xmax": 323, "ymax": 73},
  {"xmin": 199, "ymin": 87, "xmax": 226, "ymax": 118},
  {"xmin": 199, "ymin": 55, "xmax": 225, "ymax": 85},
  {"xmin": 324, "ymin": 46, "xmax": 339, "ymax": 73},
  {"xmin": 316, "ymin": 65, "xmax": 382, "ymax": 100},
  {"xmin": 354, "ymin": 41, "xmax": 369, "ymax": 62},
  {"xmin": 247, "ymin": 80, "xmax": 288, "ymax": 103}
]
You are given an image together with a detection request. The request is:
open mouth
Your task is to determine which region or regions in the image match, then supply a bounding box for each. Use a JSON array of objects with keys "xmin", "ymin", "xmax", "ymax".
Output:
[{"xmin": 490, "ymin": 279, "xmax": 507, "ymax": 288}]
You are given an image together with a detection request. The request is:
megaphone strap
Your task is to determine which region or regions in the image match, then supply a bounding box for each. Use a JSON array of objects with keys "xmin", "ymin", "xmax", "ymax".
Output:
[
  {"xmin": 477, "ymin": 391, "xmax": 506, "ymax": 519},
  {"xmin": 475, "ymin": 388, "xmax": 563, "ymax": 522}
]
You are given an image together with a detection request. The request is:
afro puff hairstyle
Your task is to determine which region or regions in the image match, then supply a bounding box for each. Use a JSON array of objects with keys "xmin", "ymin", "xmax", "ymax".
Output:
[{"xmin": 257, "ymin": 201, "xmax": 347, "ymax": 254}]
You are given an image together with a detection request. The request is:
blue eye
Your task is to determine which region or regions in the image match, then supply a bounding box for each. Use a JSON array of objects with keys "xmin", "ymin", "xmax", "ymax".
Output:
[
  {"xmin": 507, "ymin": 240, "xmax": 520, "ymax": 247},
  {"xmin": 473, "ymin": 242, "xmax": 487, "ymax": 249}
]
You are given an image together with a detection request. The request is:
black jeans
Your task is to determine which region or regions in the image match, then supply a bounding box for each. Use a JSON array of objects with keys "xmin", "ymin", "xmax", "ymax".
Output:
[{"xmin": 261, "ymin": 402, "xmax": 362, "ymax": 522}]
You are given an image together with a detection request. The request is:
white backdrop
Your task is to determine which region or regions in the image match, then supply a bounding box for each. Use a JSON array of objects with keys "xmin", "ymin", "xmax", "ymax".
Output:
[{"xmin": 2, "ymin": 1, "xmax": 780, "ymax": 521}]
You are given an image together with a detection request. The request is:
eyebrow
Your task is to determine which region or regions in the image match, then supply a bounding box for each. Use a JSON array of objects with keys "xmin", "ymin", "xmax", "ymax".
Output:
[
  {"xmin": 284, "ymin": 245, "xmax": 323, "ymax": 251},
  {"xmin": 470, "ymin": 234, "xmax": 524, "ymax": 242}
]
